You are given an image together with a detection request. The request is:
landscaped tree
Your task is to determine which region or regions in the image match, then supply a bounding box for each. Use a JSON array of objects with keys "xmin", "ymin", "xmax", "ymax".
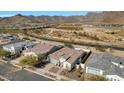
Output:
[
  {"xmin": 20, "ymin": 56, "xmax": 39, "ymax": 66},
  {"xmin": 0, "ymin": 48, "xmax": 10, "ymax": 58}
]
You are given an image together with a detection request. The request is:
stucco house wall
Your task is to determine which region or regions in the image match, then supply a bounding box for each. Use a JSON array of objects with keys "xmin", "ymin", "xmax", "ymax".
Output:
[
  {"xmin": 86, "ymin": 66, "xmax": 104, "ymax": 76},
  {"xmin": 106, "ymin": 75, "xmax": 124, "ymax": 81},
  {"xmin": 48, "ymin": 56, "xmax": 82, "ymax": 70},
  {"xmin": 48, "ymin": 56, "xmax": 59, "ymax": 65},
  {"xmin": 63, "ymin": 62, "xmax": 72, "ymax": 70}
]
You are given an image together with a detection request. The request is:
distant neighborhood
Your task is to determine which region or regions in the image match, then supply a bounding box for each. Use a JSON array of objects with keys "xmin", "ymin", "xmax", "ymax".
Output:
[
  {"xmin": 0, "ymin": 32, "xmax": 124, "ymax": 81},
  {"xmin": 0, "ymin": 11, "xmax": 124, "ymax": 81}
]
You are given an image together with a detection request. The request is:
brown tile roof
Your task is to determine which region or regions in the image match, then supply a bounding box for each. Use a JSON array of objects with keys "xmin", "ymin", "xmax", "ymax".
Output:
[
  {"xmin": 49, "ymin": 47, "xmax": 85, "ymax": 64},
  {"xmin": 24, "ymin": 43, "xmax": 56, "ymax": 55}
]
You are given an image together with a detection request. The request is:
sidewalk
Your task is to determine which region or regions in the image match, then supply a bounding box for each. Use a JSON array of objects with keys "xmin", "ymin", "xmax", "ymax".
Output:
[
  {"xmin": 1, "ymin": 58, "xmax": 75, "ymax": 81},
  {"xmin": 10, "ymin": 60, "xmax": 75, "ymax": 81}
]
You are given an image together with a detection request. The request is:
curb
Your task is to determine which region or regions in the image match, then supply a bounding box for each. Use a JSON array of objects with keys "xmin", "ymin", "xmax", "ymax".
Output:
[{"xmin": 0, "ymin": 75, "xmax": 9, "ymax": 81}]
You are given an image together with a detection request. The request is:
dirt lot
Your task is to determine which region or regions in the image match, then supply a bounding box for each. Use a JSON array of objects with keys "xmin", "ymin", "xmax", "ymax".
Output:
[
  {"xmin": 60, "ymin": 69, "xmax": 85, "ymax": 81},
  {"xmin": 111, "ymin": 49, "xmax": 124, "ymax": 57},
  {"xmin": 49, "ymin": 66, "xmax": 60, "ymax": 73},
  {"xmin": 32, "ymin": 27, "xmax": 123, "ymax": 44}
]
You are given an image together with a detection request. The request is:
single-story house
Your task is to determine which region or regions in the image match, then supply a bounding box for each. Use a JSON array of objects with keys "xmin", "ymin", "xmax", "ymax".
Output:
[
  {"xmin": 85, "ymin": 53, "xmax": 124, "ymax": 81},
  {"xmin": 2, "ymin": 40, "xmax": 35, "ymax": 54},
  {"xmin": 48, "ymin": 47, "xmax": 86, "ymax": 70},
  {"xmin": 23, "ymin": 43, "xmax": 61, "ymax": 60}
]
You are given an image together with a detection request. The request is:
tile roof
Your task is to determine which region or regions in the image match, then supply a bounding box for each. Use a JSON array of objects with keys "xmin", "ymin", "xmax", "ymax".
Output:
[
  {"xmin": 49, "ymin": 47, "xmax": 85, "ymax": 64},
  {"xmin": 24, "ymin": 43, "xmax": 56, "ymax": 55}
]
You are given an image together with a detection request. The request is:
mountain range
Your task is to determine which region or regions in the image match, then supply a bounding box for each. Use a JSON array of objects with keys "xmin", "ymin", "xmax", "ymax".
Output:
[{"xmin": 0, "ymin": 11, "xmax": 124, "ymax": 27}]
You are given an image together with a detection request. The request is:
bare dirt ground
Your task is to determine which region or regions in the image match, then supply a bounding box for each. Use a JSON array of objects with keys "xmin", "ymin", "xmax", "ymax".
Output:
[
  {"xmin": 32, "ymin": 27, "xmax": 124, "ymax": 45},
  {"xmin": 111, "ymin": 50, "xmax": 124, "ymax": 57},
  {"xmin": 89, "ymin": 47, "xmax": 124, "ymax": 57},
  {"xmin": 60, "ymin": 69, "xmax": 85, "ymax": 81}
]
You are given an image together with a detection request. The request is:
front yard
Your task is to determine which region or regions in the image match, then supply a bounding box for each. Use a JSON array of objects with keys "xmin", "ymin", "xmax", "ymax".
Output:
[{"xmin": 60, "ymin": 69, "xmax": 85, "ymax": 81}]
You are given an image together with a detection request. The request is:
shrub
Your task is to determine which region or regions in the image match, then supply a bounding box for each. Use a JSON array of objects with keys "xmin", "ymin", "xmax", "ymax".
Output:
[
  {"xmin": 20, "ymin": 56, "xmax": 39, "ymax": 66},
  {"xmin": 0, "ymin": 48, "xmax": 10, "ymax": 58}
]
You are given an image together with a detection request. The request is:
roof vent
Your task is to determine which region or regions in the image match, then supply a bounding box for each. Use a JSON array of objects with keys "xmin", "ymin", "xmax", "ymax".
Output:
[{"xmin": 119, "ymin": 62, "xmax": 123, "ymax": 65}]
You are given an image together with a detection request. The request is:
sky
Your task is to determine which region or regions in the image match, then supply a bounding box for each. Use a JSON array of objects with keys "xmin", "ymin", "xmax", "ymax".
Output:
[{"xmin": 0, "ymin": 11, "xmax": 100, "ymax": 17}]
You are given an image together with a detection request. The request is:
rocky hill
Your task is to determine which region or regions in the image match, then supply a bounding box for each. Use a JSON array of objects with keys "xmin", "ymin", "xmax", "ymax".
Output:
[
  {"xmin": 0, "ymin": 11, "xmax": 124, "ymax": 27},
  {"xmin": 83, "ymin": 11, "xmax": 124, "ymax": 24}
]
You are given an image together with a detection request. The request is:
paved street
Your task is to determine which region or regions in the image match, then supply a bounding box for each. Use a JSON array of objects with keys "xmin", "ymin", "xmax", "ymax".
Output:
[
  {"xmin": 6, "ymin": 69, "xmax": 52, "ymax": 81},
  {"xmin": 0, "ymin": 61, "xmax": 53, "ymax": 81}
]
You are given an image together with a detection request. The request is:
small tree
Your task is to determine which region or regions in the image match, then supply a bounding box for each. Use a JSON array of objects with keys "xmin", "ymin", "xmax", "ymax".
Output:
[
  {"xmin": 0, "ymin": 48, "xmax": 10, "ymax": 58},
  {"xmin": 20, "ymin": 56, "xmax": 39, "ymax": 66}
]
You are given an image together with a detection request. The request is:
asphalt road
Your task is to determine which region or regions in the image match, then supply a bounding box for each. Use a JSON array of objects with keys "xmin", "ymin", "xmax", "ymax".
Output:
[{"xmin": 0, "ymin": 61, "xmax": 53, "ymax": 81}]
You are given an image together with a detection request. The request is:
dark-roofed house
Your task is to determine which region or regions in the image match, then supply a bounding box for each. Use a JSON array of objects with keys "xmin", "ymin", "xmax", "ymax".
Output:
[
  {"xmin": 85, "ymin": 53, "xmax": 124, "ymax": 81},
  {"xmin": 23, "ymin": 43, "xmax": 61, "ymax": 60},
  {"xmin": 48, "ymin": 47, "xmax": 86, "ymax": 70}
]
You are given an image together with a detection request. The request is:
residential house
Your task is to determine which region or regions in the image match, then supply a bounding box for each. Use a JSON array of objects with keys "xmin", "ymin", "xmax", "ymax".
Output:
[
  {"xmin": 85, "ymin": 53, "xmax": 124, "ymax": 81},
  {"xmin": 23, "ymin": 43, "xmax": 61, "ymax": 60},
  {"xmin": 2, "ymin": 40, "xmax": 35, "ymax": 54},
  {"xmin": 0, "ymin": 34, "xmax": 17, "ymax": 45},
  {"xmin": 48, "ymin": 47, "xmax": 87, "ymax": 70}
]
